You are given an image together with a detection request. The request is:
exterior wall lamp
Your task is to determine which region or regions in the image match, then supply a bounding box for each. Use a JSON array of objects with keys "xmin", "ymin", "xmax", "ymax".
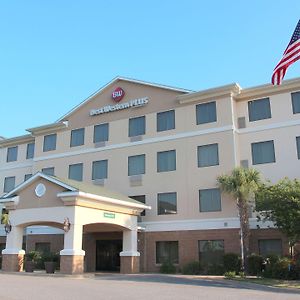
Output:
[
  {"xmin": 63, "ymin": 218, "xmax": 71, "ymax": 232},
  {"xmin": 4, "ymin": 221, "xmax": 12, "ymax": 234}
]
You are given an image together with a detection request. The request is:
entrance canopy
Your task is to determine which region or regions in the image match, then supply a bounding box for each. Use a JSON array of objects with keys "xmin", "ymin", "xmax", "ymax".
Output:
[{"xmin": 0, "ymin": 172, "xmax": 150, "ymax": 274}]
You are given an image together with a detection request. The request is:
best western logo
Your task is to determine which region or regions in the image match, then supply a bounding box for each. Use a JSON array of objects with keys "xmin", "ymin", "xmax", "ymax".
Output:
[
  {"xmin": 90, "ymin": 97, "xmax": 149, "ymax": 116},
  {"xmin": 112, "ymin": 87, "xmax": 125, "ymax": 102}
]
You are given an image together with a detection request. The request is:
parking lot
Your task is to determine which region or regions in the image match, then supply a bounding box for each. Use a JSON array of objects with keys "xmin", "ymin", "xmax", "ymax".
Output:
[{"xmin": 0, "ymin": 273, "xmax": 299, "ymax": 300}]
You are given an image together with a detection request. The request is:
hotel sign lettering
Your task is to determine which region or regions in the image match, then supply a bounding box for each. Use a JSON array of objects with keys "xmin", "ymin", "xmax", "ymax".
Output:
[{"xmin": 90, "ymin": 97, "xmax": 149, "ymax": 116}]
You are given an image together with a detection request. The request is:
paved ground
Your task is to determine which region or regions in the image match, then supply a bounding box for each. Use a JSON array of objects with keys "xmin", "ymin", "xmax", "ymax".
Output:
[{"xmin": 0, "ymin": 272, "xmax": 299, "ymax": 300}]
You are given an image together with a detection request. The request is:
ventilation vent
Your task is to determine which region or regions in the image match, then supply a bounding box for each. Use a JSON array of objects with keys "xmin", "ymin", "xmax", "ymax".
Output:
[
  {"xmin": 92, "ymin": 179, "xmax": 105, "ymax": 186},
  {"xmin": 94, "ymin": 141, "xmax": 106, "ymax": 148},
  {"xmin": 237, "ymin": 117, "xmax": 246, "ymax": 129},
  {"xmin": 130, "ymin": 135, "xmax": 143, "ymax": 142},
  {"xmin": 129, "ymin": 175, "xmax": 143, "ymax": 186},
  {"xmin": 240, "ymin": 160, "xmax": 249, "ymax": 169}
]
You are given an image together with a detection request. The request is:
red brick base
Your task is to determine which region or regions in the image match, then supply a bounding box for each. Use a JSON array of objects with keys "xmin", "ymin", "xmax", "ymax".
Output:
[
  {"xmin": 2, "ymin": 254, "xmax": 24, "ymax": 272},
  {"xmin": 60, "ymin": 255, "xmax": 84, "ymax": 274},
  {"xmin": 120, "ymin": 256, "xmax": 140, "ymax": 274}
]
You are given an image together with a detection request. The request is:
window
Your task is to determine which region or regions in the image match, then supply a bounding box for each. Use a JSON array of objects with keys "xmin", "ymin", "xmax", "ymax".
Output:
[
  {"xmin": 94, "ymin": 123, "xmax": 109, "ymax": 143},
  {"xmin": 68, "ymin": 163, "xmax": 83, "ymax": 181},
  {"xmin": 156, "ymin": 241, "xmax": 178, "ymax": 264},
  {"xmin": 7, "ymin": 146, "xmax": 18, "ymax": 162},
  {"xmin": 199, "ymin": 240, "xmax": 224, "ymax": 265},
  {"xmin": 292, "ymin": 91, "xmax": 300, "ymax": 114},
  {"xmin": 157, "ymin": 110, "xmax": 175, "ymax": 132},
  {"xmin": 248, "ymin": 98, "xmax": 271, "ymax": 122},
  {"xmin": 35, "ymin": 242, "xmax": 51, "ymax": 254},
  {"xmin": 197, "ymin": 143, "xmax": 219, "ymax": 167},
  {"xmin": 24, "ymin": 174, "xmax": 32, "ymax": 181},
  {"xmin": 42, "ymin": 167, "xmax": 55, "ymax": 176},
  {"xmin": 26, "ymin": 143, "xmax": 35, "ymax": 159},
  {"xmin": 297, "ymin": 136, "xmax": 300, "ymax": 159},
  {"xmin": 4, "ymin": 176, "xmax": 15, "ymax": 193},
  {"xmin": 43, "ymin": 134, "xmax": 57, "ymax": 152},
  {"xmin": 157, "ymin": 150, "xmax": 176, "ymax": 172},
  {"xmin": 70, "ymin": 128, "xmax": 85, "ymax": 147},
  {"xmin": 196, "ymin": 101, "xmax": 217, "ymax": 125},
  {"xmin": 157, "ymin": 192, "xmax": 177, "ymax": 215},
  {"xmin": 130, "ymin": 195, "xmax": 146, "ymax": 216},
  {"xmin": 258, "ymin": 239, "xmax": 282, "ymax": 256},
  {"xmin": 129, "ymin": 116, "xmax": 145, "ymax": 137},
  {"xmin": 199, "ymin": 188, "xmax": 221, "ymax": 212},
  {"xmin": 92, "ymin": 160, "xmax": 108, "ymax": 180},
  {"xmin": 251, "ymin": 140, "xmax": 275, "ymax": 165},
  {"xmin": 128, "ymin": 154, "xmax": 145, "ymax": 176}
]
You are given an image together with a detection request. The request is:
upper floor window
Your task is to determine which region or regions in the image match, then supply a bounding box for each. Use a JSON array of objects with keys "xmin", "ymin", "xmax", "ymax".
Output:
[
  {"xmin": 292, "ymin": 91, "xmax": 300, "ymax": 114},
  {"xmin": 24, "ymin": 174, "xmax": 32, "ymax": 181},
  {"xmin": 197, "ymin": 143, "xmax": 219, "ymax": 167},
  {"xmin": 68, "ymin": 163, "xmax": 83, "ymax": 181},
  {"xmin": 157, "ymin": 150, "xmax": 176, "ymax": 172},
  {"xmin": 297, "ymin": 136, "xmax": 300, "ymax": 159},
  {"xmin": 248, "ymin": 98, "xmax": 271, "ymax": 122},
  {"xmin": 130, "ymin": 195, "xmax": 146, "ymax": 216},
  {"xmin": 43, "ymin": 134, "xmax": 57, "ymax": 152},
  {"xmin": 251, "ymin": 140, "xmax": 276, "ymax": 165},
  {"xmin": 196, "ymin": 101, "xmax": 217, "ymax": 125},
  {"xmin": 7, "ymin": 146, "xmax": 18, "ymax": 162},
  {"xmin": 42, "ymin": 167, "xmax": 55, "ymax": 176},
  {"xmin": 94, "ymin": 123, "xmax": 109, "ymax": 143},
  {"xmin": 128, "ymin": 154, "xmax": 145, "ymax": 176},
  {"xmin": 157, "ymin": 192, "xmax": 177, "ymax": 215},
  {"xmin": 70, "ymin": 128, "xmax": 85, "ymax": 147},
  {"xmin": 199, "ymin": 188, "xmax": 221, "ymax": 212},
  {"xmin": 157, "ymin": 110, "xmax": 175, "ymax": 132},
  {"xmin": 92, "ymin": 160, "xmax": 108, "ymax": 180},
  {"xmin": 26, "ymin": 143, "xmax": 35, "ymax": 159},
  {"xmin": 129, "ymin": 116, "xmax": 145, "ymax": 137},
  {"xmin": 4, "ymin": 176, "xmax": 15, "ymax": 193}
]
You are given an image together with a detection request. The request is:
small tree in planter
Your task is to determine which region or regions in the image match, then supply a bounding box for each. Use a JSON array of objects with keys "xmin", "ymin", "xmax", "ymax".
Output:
[
  {"xmin": 24, "ymin": 251, "xmax": 41, "ymax": 272},
  {"xmin": 42, "ymin": 252, "xmax": 59, "ymax": 273}
]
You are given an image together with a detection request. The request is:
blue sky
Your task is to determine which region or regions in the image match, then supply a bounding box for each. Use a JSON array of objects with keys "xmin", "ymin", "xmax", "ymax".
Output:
[{"xmin": 1, "ymin": 1, "xmax": 300, "ymax": 137}]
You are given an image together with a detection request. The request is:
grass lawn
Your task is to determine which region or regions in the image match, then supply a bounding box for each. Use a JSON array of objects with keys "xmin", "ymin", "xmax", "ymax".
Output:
[{"xmin": 230, "ymin": 276, "xmax": 300, "ymax": 289}]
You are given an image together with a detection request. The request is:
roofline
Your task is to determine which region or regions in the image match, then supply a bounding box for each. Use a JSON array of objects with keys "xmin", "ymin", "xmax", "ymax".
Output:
[
  {"xmin": 235, "ymin": 76, "xmax": 300, "ymax": 101},
  {"xmin": 177, "ymin": 83, "xmax": 241, "ymax": 104},
  {"xmin": 0, "ymin": 134, "xmax": 35, "ymax": 148},
  {"xmin": 1, "ymin": 172, "xmax": 76, "ymax": 199},
  {"xmin": 57, "ymin": 76, "xmax": 193, "ymax": 122},
  {"xmin": 57, "ymin": 190, "xmax": 151, "ymax": 210},
  {"xmin": 26, "ymin": 121, "xmax": 68, "ymax": 135}
]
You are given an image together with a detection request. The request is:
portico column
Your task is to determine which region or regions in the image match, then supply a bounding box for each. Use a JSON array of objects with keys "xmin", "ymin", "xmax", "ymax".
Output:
[
  {"xmin": 1, "ymin": 226, "xmax": 25, "ymax": 272},
  {"xmin": 60, "ymin": 224, "xmax": 85, "ymax": 274},
  {"xmin": 120, "ymin": 229, "xmax": 140, "ymax": 273}
]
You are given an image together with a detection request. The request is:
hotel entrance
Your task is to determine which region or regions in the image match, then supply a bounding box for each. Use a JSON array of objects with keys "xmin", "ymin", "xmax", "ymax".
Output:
[{"xmin": 95, "ymin": 240, "xmax": 122, "ymax": 272}]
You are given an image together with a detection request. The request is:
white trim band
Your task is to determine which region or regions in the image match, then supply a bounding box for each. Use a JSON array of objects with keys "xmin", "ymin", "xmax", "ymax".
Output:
[
  {"xmin": 119, "ymin": 251, "xmax": 140, "ymax": 257},
  {"xmin": 2, "ymin": 249, "xmax": 25, "ymax": 255},
  {"xmin": 60, "ymin": 249, "xmax": 86, "ymax": 256}
]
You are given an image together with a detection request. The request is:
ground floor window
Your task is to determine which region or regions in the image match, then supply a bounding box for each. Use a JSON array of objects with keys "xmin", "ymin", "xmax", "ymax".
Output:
[
  {"xmin": 258, "ymin": 239, "xmax": 282, "ymax": 256},
  {"xmin": 156, "ymin": 241, "xmax": 178, "ymax": 264},
  {"xmin": 199, "ymin": 240, "xmax": 224, "ymax": 265},
  {"xmin": 35, "ymin": 242, "xmax": 51, "ymax": 254}
]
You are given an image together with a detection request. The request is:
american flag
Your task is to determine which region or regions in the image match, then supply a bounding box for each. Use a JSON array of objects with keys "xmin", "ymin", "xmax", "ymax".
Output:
[{"xmin": 272, "ymin": 20, "xmax": 300, "ymax": 85}]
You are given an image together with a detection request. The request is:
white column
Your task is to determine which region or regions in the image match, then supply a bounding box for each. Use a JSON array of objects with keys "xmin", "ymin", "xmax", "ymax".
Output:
[
  {"xmin": 60, "ymin": 224, "xmax": 85, "ymax": 256},
  {"xmin": 2, "ymin": 226, "xmax": 25, "ymax": 255},
  {"xmin": 120, "ymin": 229, "xmax": 140, "ymax": 257}
]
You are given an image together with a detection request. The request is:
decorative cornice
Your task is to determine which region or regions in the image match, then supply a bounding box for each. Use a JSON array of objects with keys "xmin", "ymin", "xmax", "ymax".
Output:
[
  {"xmin": 26, "ymin": 122, "xmax": 68, "ymax": 136},
  {"xmin": 0, "ymin": 134, "xmax": 34, "ymax": 148},
  {"xmin": 177, "ymin": 83, "xmax": 241, "ymax": 105}
]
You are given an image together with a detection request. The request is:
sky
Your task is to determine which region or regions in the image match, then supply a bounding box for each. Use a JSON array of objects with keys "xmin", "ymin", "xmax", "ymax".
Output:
[{"xmin": 1, "ymin": 0, "xmax": 300, "ymax": 138}]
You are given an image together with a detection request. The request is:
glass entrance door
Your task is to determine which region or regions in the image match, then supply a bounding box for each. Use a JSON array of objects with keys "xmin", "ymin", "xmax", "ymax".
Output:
[{"xmin": 96, "ymin": 240, "xmax": 122, "ymax": 272}]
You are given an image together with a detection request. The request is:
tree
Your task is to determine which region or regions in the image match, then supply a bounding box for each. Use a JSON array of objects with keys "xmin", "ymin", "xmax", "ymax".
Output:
[
  {"xmin": 217, "ymin": 167, "xmax": 261, "ymax": 272},
  {"xmin": 256, "ymin": 178, "xmax": 300, "ymax": 257}
]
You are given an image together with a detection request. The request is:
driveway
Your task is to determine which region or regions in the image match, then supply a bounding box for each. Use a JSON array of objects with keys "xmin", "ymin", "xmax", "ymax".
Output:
[{"xmin": 0, "ymin": 272, "xmax": 299, "ymax": 300}]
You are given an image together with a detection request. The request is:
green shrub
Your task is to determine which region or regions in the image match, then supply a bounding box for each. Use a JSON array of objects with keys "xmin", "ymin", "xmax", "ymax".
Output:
[
  {"xmin": 25, "ymin": 251, "xmax": 41, "ymax": 262},
  {"xmin": 160, "ymin": 261, "xmax": 176, "ymax": 274},
  {"xmin": 224, "ymin": 271, "xmax": 236, "ymax": 279},
  {"xmin": 247, "ymin": 254, "xmax": 264, "ymax": 275},
  {"xmin": 238, "ymin": 271, "xmax": 246, "ymax": 278},
  {"xmin": 223, "ymin": 253, "xmax": 241, "ymax": 273},
  {"xmin": 182, "ymin": 261, "xmax": 202, "ymax": 275}
]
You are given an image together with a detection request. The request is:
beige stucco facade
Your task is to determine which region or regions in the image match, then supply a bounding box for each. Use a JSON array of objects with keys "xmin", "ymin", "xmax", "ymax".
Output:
[{"xmin": 0, "ymin": 76, "xmax": 300, "ymax": 273}]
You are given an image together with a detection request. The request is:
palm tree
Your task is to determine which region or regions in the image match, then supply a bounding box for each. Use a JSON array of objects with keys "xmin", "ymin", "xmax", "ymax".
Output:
[{"xmin": 217, "ymin": 167, "xmax": 261, "ymax": 272}]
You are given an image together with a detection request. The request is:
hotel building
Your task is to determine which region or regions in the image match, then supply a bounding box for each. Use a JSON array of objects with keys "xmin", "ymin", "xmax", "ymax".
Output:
[{"xmin": 0, "ymin": 77, "xmax": 300, "ymax": 274}]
